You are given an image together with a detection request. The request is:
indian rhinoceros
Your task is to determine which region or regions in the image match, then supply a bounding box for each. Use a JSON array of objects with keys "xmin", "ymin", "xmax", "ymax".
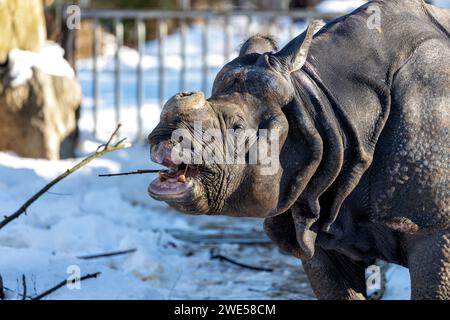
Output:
[{"xmin": 148, "ymin": 0, "xmax": 450, "ymax": 299}]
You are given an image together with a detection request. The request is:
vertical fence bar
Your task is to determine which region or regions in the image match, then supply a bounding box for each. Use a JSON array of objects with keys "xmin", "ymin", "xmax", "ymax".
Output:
[
  {"xmin": 245, "ymin": 15, "xmax": 252, "ymax": 38},
  {"xmin": 305, "ymin": 16, "xmax": 311, "ymax": 35},
  {"xmin": 269, "ymin": 16, "xmax": 277, "ymax": 36},
  {"xmin": 114, "ymin": 18, "xmax": 124, "ymax": 130},
  {"xmin": 61, "ymin": 4, "xmax": 76, "ymax": 71},
  {"xmin": 180, "ymin": 18, "xmax": 188, "ymax": 92},
  {"xmin": 179, "ymin": 0, "xmax": 190, "ymax": 92},
  {"xmin": 201, "ymin": 16, "xmax": 209, "ymax": 94},
  {"xmin": 224, "ymin": 14, "xmax": 232, "ymax": 63},
  {"xmin": 92, "ymin": 18, "xmax": 101, "ymax": 135},
  {"xmin": 158, "ymin": 18, "xmax": 167, "ymax": 109},
  {"xmin": 136, "ymin": 18, "xmax": 146, "ymax": 141},
  {"xmin": 290, "ymin": 15, "xmax": 297, "ymax": 40}
]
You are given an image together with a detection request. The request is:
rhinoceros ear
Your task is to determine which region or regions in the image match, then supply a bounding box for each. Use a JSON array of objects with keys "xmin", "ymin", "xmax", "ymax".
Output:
[
  {"xmin": 274, "ymin": 20, "xmax": 324, "ymax": 72},
  {"xmin": 239, "ymin": 34, "xmax": 278, "ymax": 56}
]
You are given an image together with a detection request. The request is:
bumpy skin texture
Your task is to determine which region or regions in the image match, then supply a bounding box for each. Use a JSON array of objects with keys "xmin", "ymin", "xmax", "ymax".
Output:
[
  {"xmin": 266, "ymin": 0, "xmax": 450, "ymax": 300},
  {"xmin": 296, "ymin": 0, "xmax": 449, "ymax": 235},
  {"xmin": 149, "ymin": 0, "xmax": 450, "ymax": 300}
]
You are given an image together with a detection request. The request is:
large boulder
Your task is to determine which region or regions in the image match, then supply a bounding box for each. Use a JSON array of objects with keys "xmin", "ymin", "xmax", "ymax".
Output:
[
  {"xmin": 0, "ymin": 67, "xmax": 81, "ymax": 160},
  {"xmin": 0, "ymin": 0, "xmax": 81, "ymax": 160},
  {"xmin": 0, "ymin": 0, "xmax": 46, "ymax": 64}
]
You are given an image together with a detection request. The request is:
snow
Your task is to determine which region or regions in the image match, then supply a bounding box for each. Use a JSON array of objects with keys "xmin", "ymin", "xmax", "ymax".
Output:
[
  {"xmin": 0, "ymin": 3, "xmax": 412, "ymax": 300},
  {"xmin": 314, "ymin": 0, "xmax": 450, "ymax": 13},
  {"xmin": 0, "ymin": 147, "xmax": 312, "ymax": 300},
  {"xmin": 8, "ymin": 41, "xmax": 75, "ymax": 87},
  {"xmin": 315, "ymin": 0, "xmax": 367, "ymax": 13},
  {"xmin": 433, "ymin": 0, "xmax": 450, "ymax": 9}
]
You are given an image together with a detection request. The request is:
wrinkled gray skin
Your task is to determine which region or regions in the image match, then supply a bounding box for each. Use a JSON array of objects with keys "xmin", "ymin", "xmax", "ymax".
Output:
[{"xmin": 148, "ymin": 0, "xmax": 450, "ymax": 299}]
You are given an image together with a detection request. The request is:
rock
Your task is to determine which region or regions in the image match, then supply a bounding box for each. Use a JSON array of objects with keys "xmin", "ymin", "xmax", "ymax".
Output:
[
  {"xmin": 0, "ymin": 0, "xmax": 47, "ymax": 64},
  {"xmin": 0, "ymin": 67, "xmax": 81, "ymax": 160},
  {"xmin": 0, "ymin": 0, "xmax": 80, "ymax": 160}
]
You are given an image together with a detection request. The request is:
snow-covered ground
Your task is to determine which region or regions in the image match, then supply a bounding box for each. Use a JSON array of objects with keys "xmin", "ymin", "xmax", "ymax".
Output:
[
  {"xmin": 0, "ymin": 146, "xmax": 318, "ymax": 300},
  {"xmin": 0, "ymin": 2, "xmax": 414, "ymax": 300}
]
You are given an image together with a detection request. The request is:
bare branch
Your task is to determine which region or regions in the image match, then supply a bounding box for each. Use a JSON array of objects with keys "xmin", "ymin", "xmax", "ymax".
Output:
[
  {"xmin": 31, "ymin": 272, "xmax": 101, "ymax": 300},
  {"xmin": 104, "ymin": 124, "xmax": 122, "ymax": 149},
  {"xmin": 98, "ymin": 169, "xmax": 162, "ymax": 177},
  {"xmin": 46, "ymin": 191, "xmax": 73, "ymax": 196},
  {"xmin": 77, "ymin": 248, "xmax": 137, "ymax": 260},
  {"xmin": 2, "ymin": 286, "xmax": 33, "ymax": 300},
  {"xmin": 0, "ymin": 124, "xmax": 129, "ymax": 230},
  {"xmin": 168, "ymin": 271, "xmax": 183, "ymax": 300}
]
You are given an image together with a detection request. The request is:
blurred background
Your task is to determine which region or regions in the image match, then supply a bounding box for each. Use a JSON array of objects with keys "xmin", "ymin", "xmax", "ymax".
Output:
[{"xmin": 0, "ymin": 0, "xmax": 447, "ymax": 300}]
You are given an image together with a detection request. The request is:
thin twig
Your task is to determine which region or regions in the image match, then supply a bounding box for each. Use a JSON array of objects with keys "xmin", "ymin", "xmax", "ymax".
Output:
[
  {"xmin": 31, "ymin": 272, "xmax": 101, "ymax": 300},
  {"xmin": 98, "ymin": 169, "xmax": 162, "ymax": 177},
  {"xmin": 99, "ymin": 123, "xmax": 122, "ymax": 152},
  {"xmin": 0, "ymin": 124, "xmax": 129, "ymax": 230},
  {"xmin": 21, "ymin": 274, "xmax": 26, "ymax": 301},
  {"xmin": 2, "ymin": 286, "xmax": 33, "ymax": 300},
  {"xmin": 77, "ymin": 248, "xmax": 137, "ymax": 260},
  {"xmin": 210, "ymin": 251, "xmax": 273, "ymax": 272},
  {"xmin": 168, "ymin": 271, "xmax": 183, "ymax": 300},
  {"xmin": 46, "ymin": 191, "xmax": 73, "ymax": 196},
  {"xmin": 0, "ymin": 274, "xmax": 4, "ymax": 300}
]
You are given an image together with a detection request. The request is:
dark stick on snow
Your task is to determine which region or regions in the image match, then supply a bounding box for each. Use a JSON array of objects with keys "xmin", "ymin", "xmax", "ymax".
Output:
[
  {"xmin": 31, "ymin": 272, "xmax": 101, "ymax": 300},
  {"xmin": 98, "ymin": 169, "xmax": 162, "ymax": 177},
  {"xmin": 0, "ymin": 124, "xmax": 128, "ymax": 230},
  {"xmin": 21, "ymin": 274, "xmax": 26, "ymax": 300},
  {"xmin": 0, "ymin": 274, "xmax": 4, "ymax": 300},
  {"xmin": 210, "ymin": 253, "xmax": 274, "ymax": 272},
  {"xmin": 77, "ymin": 248, "xmax": 137, "ymax": 260}
]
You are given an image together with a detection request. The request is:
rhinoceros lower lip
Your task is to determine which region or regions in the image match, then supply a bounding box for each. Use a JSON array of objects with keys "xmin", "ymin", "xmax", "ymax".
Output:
[
  {"xmin": 148, "ymin": 165, "xmax": 195, "ymax": 200},
  {"xmin": 148, "ymin": 177, "xmax": 193, "ymax": 200}
]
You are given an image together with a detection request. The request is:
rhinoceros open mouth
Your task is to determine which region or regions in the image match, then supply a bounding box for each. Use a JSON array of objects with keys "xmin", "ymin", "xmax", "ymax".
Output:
[{"xmin": 148, "ymin": 163, "xmax": 196, "ymax": 201}]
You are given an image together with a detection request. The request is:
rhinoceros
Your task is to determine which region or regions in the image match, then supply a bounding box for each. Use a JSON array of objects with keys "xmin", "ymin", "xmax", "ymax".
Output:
[{"xmin": 148, "ymin": 0, "xmax": 450, "ymax": 299}]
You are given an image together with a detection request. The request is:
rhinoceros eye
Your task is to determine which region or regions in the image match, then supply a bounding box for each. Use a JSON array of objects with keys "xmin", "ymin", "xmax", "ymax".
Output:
[{"xmin": 232, "ymin": 123, "xmax": 245, "ymax": 131}]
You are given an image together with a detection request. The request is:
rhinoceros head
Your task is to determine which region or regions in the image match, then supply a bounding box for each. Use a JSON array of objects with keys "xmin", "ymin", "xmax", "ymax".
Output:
[{"xmin": 148, "ymin": 21, "xmax": 323, "ymax": 217}]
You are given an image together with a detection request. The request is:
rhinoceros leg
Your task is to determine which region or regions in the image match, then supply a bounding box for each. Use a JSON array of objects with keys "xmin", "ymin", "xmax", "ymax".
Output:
[
  {"xmin": 302, "ymin": 247, "xmax": 367, "ymax": 300},
  {"xmin": 407, "ymin": 230, "xmax": 450, "ymax": 300}
]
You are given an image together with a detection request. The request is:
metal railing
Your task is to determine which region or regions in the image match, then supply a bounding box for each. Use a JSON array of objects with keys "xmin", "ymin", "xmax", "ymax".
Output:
[{"xmin": 75, "ymin": 9, "xmax": 343, "ymax": 140}]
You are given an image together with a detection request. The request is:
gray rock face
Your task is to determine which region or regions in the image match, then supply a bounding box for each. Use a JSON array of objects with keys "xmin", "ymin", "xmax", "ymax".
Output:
[{"xmin": 0, "ymin": 67, "xmax": 81, "ymax": 159}]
